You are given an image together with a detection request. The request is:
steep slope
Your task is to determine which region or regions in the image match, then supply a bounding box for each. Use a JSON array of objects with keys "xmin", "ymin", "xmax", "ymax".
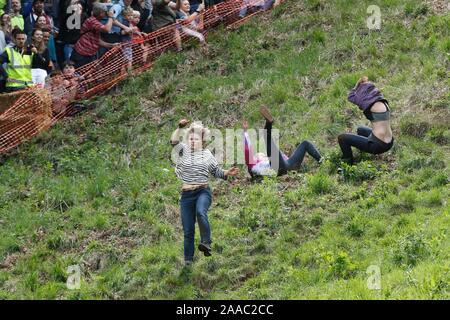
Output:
[{"xmin": 0, "ymin": 0, "xmax": 449, "ymax": 299}]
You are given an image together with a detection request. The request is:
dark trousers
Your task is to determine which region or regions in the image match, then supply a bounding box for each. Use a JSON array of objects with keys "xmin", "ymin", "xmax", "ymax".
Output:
[
  {"xmin": 70, "ymin": 50, "xmax": 97, "ymax": 69},
  {"xmin": 138, "ymin": 9, "xmax": 153, "ymax": 33},
  {"xmin": 204, "ymin": 0, "xmax": 225, "ymax": 7},
  {"xmin": 190, "ymin": 3, "xmax": 201, "ymax": 14},
  {"xmin": 338, "ymin": 126, "xmax": 394, "ymax": 165},
  {"xmin": 98, "ymin": 33, "xmax": 121, "ymax": 58},
  {"xmin": 5, "ymin": 86, "xmax": 28, "ymax": 93},
  {"xmin": 264, "ymin": 121, "xmax": 322, "ymax": 176},
  {"xmin": 180, "ymin": 187, "xmax": 212, "ymax": 262}
]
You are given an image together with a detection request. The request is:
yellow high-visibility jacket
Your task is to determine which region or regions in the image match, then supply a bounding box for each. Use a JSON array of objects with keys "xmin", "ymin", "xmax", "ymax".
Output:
[{"xmin": 4, "ymin": 46, "xmax": 33, "ymax": 88}]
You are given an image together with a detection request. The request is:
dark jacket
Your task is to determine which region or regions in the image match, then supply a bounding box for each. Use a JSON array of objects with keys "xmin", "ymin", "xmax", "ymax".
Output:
[
  {"xmin": 151, "ymin": 0, "xmax": 176, "ymax": 30},
  {"xmin": 32, "ymin": 48, "xmax": 52, "ymax": 72},
  {"xmin": 59, "ymin": 0, "xmax": 88, "ymax": 45}
]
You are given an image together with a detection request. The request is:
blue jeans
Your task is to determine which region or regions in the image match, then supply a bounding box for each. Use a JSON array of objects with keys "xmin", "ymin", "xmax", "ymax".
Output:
[
  {"xmin": 264, "ymin": 121, "xmax": 322, "ymax": 175},
  {"xmin": 64, "ymin": 45, "xmax": 74, "ymax": 61},
  {"xmin": 180, "ymin": 187, "xmax": 212, "ymax": 262}
]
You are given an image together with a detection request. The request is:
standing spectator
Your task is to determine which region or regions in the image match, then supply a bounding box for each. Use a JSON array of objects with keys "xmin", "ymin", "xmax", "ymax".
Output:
[
  {"xmin": 35, "ymin": 14, "xmax": 48, "ymax": 29},
  {"xmin": 59, "ymin": 0, "xmax": 87, "ymax": 62},
  {"xmin": 130, "ymin": 10, "xmax": 151, "ymax": 66},
  {"xmin": 98, "ymin": 0, "xmax": 134, "ymax": 58},
  {"xmin": 9, "ymin": 0, "xmax": 24, "ymax": 31},
  {"xmin": 24, "ymin": 0, "xmax": 54, "ymax": 36},
  {"xmin": 0, "ymin": 12, "xmax": 11, "ymax": 91},
  {"xmin": 0, "ymin": 27, "xmax": 45, "ymax": 92},
  {"xmin": 119, "ymin": 7, "xmax": 135, "ymax": 73},
  {"xmin": 151, "ymin": 0, "xmax": 177, "ymax": 30},
  {"xmin": 152, "ymin": 0, "xmax": 181, "ymax": 52},
  {"xmin": 131, "ymin": 0, "xmax": 152, "ymax": 32},
  {"xmin": 71, "ymin": 2, "xmax": 115, "ymax": 68},
  {"xmin": 175, "ymin": 0, "xmax": 206, "ymax": 48},
  {"xmin": 0, "ymin": 13, "xmax": 12, "ymax": 53},
  {"xmin": 30, "ymin": 27, "xmax": 52, "ymax": 86},
  {"xmin": 37, "ymin": 15, "xmax": 57, "ymax": 67},
  {"xmin": 0, "ymin": 11, "xmax": 10, "ymax": 92}
]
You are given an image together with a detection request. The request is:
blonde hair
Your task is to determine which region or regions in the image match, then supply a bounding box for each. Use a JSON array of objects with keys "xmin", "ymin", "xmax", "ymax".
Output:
[
  {"xmin": 185, "ymin": 121, "xmax": 211, "ymax": 143},
  {"xmin": 122, "ymin": 7, "xmax": 135, "ymax": 18}
]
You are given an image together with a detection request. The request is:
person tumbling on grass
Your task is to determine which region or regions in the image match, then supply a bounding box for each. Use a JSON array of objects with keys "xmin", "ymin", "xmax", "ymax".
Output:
[
  {"xmin": 337, "ymin": 76, "xmax": 394, "ymax": 165},
  {"xmin": 170, "ymin": 119, "xmax": 239, "ymax": 267},
  {"xmin": 242, "ymin": 106, "xmax": 323, "ymax": 177}
]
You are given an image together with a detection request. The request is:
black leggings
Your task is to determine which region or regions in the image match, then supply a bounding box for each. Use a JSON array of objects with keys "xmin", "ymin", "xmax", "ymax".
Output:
[
  {"xmin": 338, "ymin": 126, "xmax": 393, "ymax": 165},
  {"xmin": 264, "ymin": 121, "xmax": 322, "ymax": 176}
]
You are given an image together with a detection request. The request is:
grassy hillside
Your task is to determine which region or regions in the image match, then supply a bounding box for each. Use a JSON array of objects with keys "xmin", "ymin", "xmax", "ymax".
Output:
[{"xmin": 0, "ymin": 0, "xmax": 449, "ymax": 299}]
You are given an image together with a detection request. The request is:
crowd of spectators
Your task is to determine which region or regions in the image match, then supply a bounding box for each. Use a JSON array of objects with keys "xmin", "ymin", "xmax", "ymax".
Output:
[{"xmin": 0, "ymin": 0, "xmax": 280, "ymax": 93}]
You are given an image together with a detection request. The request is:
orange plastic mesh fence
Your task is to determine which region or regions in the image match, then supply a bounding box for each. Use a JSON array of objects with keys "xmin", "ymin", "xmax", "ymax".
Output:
[{"xmin": 0, "ymin": 0, "xmax": 282, "ymax": 154}]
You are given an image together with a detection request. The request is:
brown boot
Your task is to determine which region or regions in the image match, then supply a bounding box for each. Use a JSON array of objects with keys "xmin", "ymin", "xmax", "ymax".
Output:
[{"xmin": 259, "ymin": 106, "xmax": 274, "ymax": 123}]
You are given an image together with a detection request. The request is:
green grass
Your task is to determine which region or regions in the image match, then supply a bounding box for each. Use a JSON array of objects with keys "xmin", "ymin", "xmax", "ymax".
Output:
[{"xmin": 0, "ymin": 0, "xmax": 449, "ymax": 299}]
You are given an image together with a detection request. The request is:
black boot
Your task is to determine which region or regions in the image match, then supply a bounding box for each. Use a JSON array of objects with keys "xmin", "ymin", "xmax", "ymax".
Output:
[{"xmin": 198, "ymin": 243, "xmax": 212, "ymax": 257}]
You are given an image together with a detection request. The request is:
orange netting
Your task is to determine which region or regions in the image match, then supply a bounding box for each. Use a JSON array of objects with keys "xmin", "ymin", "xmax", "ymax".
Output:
[{"xmin": 0, "ymin": 0, "xmax": 282, "ymax": 154}]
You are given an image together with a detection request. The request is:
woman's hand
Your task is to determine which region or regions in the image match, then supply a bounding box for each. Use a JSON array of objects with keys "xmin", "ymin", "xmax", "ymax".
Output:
[
  {"xmin": 356, "ymin": 76, "xmax": 369, "ymax": 87},
  {"xmin": 171, "ymin": 119, "xmax": 189, "ymax": 145},
  {"xmin": 225, "ymin": 167, "xmax": 239, "ymax": 177},
  {"xmin": 178, "ymin": 119, "xmax": 190, "ymax": 128}
]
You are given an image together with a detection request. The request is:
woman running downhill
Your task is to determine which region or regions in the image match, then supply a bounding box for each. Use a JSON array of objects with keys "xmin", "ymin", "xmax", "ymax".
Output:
[{"xmin": 170, "ymin": 119, "xmax": 239, "ymax": 266}]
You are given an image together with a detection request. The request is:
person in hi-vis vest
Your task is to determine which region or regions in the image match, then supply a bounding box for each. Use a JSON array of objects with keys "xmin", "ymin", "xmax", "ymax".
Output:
[{"xmin": 0, "ymin": 27, "xmax": 45, "ymax": 92}]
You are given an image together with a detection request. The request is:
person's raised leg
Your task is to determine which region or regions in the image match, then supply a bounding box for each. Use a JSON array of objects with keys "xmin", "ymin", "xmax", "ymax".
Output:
[{"xmin": 260, "ymin": 106, "xmax": 288, "ymax": 174}]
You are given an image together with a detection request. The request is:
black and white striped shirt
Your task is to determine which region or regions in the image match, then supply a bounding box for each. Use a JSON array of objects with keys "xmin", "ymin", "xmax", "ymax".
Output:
[{"xmin": 174, "ymin": 143, "xmax": 226, "ymax": 184}]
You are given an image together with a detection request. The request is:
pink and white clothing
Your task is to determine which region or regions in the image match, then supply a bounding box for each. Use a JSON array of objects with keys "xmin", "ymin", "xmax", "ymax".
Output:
[
  {"xmin": 243, "ymin": 121, "xmax": 322, "ymax": 176},
  {"xmin": 244, "ymin": 131, "xmax": 287, "ymax": 176}
]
